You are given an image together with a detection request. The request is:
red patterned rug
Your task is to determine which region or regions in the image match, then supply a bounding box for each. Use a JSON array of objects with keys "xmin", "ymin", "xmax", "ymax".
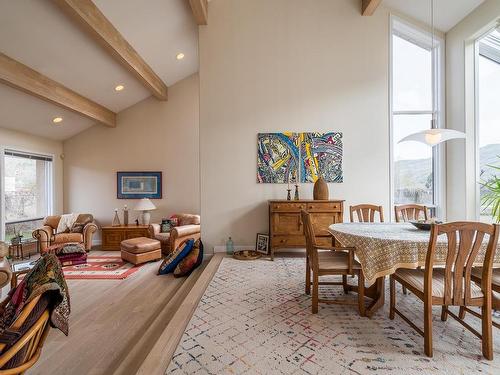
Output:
[{"xmin": 62, "ymin": 255, "xmax": 147, "ymax": 280}]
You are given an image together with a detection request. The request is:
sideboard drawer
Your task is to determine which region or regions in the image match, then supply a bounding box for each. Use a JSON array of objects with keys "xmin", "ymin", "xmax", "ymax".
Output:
[
  {"xmin": 270, "ymin": 203, "xmax": 306, "ymax": 212},
  {"xmin": 305, "ymin": 202, "xmax": 342, "ymax": 212},
  {"xmin": 125, "ymin": 230, "xmax": 149, "ymax": 239},
  {"xmin": 272, "ymin": 236, "xmax": 306, "ymax": 247}
]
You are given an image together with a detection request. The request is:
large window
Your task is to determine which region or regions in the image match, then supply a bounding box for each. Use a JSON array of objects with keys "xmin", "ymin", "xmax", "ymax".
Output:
[
  {"xmin": 477, "ymin": 28, "xmax": 500, "ymax": 222},
  {"xmin": 391, "ymin": 18, "xmax": 443, "ymax": 214},
  {"xmin": 2, "ymin": 150, "xmax": 53, "ymax": 241}
]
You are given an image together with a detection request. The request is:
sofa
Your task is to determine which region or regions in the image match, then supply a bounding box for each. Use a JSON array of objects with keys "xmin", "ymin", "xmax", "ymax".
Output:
[
  {"xmin": 150, "ymin": 214, "xmax": 200, "ymax": 255},
  {"xmin": 32, "ymin": 214, "xmax": 98, "ymax": 252}
]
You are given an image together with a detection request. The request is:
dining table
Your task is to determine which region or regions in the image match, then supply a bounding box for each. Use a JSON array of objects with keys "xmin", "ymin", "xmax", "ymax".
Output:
[{"xmin": 328, "ymin": 222, "xmax": 500, "ymax": 317}]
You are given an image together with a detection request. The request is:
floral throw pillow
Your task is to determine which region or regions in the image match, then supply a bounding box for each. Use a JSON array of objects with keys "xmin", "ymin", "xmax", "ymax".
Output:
[
  {"xmin": 173, "ymin": 239, "xmax": 204, "ymax": 278},
  {"xmin": 158, "ymin": 239, "xmax": 194, "ymax": 275}
]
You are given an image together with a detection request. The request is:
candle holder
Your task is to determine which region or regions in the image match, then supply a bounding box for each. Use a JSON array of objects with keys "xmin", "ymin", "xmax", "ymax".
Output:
[
  {"xmin": 286, "ymin": 189, "xmax": 292, "ymax": 201},
  {"xmin": 294, "ymin": 184, "xmax": 300, "ymax": 200}
]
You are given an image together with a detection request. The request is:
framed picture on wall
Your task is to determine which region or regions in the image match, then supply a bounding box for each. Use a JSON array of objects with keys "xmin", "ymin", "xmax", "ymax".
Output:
[
  {"xmin": 117, "ymin": 171, "xmax": 162, "ymax": 199},
  {"xmin": 255, "ymin": 233, "xmax": 270, "ymax": 255}
]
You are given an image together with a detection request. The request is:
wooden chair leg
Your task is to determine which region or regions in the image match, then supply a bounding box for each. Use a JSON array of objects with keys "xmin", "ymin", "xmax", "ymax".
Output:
[
  {"xmin": 342, "ymin": 275, "xmax": 348, "ymax": 294},
  {"xmin": 459, "ymin": 306, "xmax": 466, "ymax": 319},
  {"xmin": 312, "ymin": 271, "xmax": 319, "ymax": 314},
  {"xmin": 389, "ymin": 276, "xmax": 396, "ymax": 320},
  {"xmin": 482, "ymin": 304, "xmax": 493, "ymax": 360},
  {"xmin": 358, "ymin": 271, "xmax": 365, "ymax": 317},
  {"xmin": 424, "ymin": 299, "xmax": 433, "ymax": 357},
  {"xmin": 441, "ymin": 306, "xmax": 448, "ymax": 322},
  {"xmin": 402, "ymin": 286, "xmax": 408, "ymax": 295},
  {"xmin": 305, "ymin": 257, "xmax": 311, "ymax": 295}
]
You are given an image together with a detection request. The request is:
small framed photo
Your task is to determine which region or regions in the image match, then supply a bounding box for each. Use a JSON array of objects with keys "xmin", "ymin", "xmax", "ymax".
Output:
[{"xmin": 255, "ymin": 233, "xmax": 270, "ymax": 255}]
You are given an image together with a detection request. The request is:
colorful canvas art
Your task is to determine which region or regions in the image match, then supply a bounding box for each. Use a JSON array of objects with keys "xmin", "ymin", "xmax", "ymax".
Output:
[
  {"xmin": 257, "ymin": 133, "xmax": 299, "ymax": 183},
  {"xmin": 300, "ymin": 132, "xmax": 343, "ymax": 183}
]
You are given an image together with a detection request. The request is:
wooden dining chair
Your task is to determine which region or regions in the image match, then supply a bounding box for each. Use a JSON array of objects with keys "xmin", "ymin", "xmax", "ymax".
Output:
[
  {"xmin": 389, "ymin": 222, "xmax": 499, "ymax": 359},
  {"xmin": 301, "ymin": 210, "xmax": 366, "ymax": 316},
  {"xmin": 394, "ymin": 204, "xmax": 429, "ymax": 223},
  {"xmin": 350, "ymin": 204, "xmax": 384, "ymax": 223},
  {"xmin": 458, "ymin": 268, "xmax": 500, "ymax": 330}
]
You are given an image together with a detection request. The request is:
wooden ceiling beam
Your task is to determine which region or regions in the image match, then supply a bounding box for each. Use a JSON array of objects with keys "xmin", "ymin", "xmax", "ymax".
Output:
[
  {"xmin": 189, "ymin": 0, "xmax": 208, "ymax": 25},
  {"xmin": 54, "ymin": 0, "xmax": 168, "ymax": 100},
  {"xmin": 0, "ymin": 52, "xmax": 116, "ymax": 127},
  {"xmin": 362, "ymin": 0, "xmax": 382, "ymax": 16}
]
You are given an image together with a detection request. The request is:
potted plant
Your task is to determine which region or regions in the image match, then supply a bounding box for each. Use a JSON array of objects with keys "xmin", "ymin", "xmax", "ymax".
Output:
[{"xmin": 481, "ymin": 157, "xmax": 500, "ymax": 223}]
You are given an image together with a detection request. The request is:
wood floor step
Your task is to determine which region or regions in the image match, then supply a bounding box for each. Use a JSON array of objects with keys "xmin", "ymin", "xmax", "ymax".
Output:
[
  {"xmin": 136, "ymin": 254, "xmax": 224, "ymax": 375},
  {"xmin": 110, "ymin": 260, "xmax": 210, "ymax": 375}
]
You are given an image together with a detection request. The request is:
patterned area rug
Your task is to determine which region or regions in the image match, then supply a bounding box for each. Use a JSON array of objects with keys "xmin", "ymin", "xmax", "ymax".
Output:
[
  {"xmin": 62, "ymin": 255, "xmax": 146, "ymax": 279},
  {"xmin": 167, "ymin": 257, "xmax": 500, "ymax": 374}
]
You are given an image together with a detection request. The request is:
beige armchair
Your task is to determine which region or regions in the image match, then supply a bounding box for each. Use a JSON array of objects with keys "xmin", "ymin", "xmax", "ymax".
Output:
[
  {"xmin": 150, "ymin": 214, "xmax": 200, "ymax": 255},
  {"xmin": 33, "ymin": 214, "xmax": 98, "ymax": 252}
]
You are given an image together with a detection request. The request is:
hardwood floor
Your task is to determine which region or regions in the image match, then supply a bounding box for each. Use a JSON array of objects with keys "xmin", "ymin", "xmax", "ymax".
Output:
[{"xmin": 30, "ymin": 250, "xmax": 208, "ymax": 375}]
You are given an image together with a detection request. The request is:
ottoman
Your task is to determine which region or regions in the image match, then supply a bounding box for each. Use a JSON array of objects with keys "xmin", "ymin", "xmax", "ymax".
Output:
[{"xmin": 120, "ymin": 237, "xmax": 162, "ymax": 265}]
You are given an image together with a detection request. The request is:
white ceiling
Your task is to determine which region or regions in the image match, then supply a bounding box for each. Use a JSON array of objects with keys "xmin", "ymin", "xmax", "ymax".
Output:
[
  {"xmin": 0, "ymin": 0, "xmax": 487, "ymax": 141},
  {"xmin": 383, "ymin": 0, "xmax": 485, "ymax": 32},
  {"xmin": 0, "ymin": 0, "xmax": 198, "ymax": 141}
]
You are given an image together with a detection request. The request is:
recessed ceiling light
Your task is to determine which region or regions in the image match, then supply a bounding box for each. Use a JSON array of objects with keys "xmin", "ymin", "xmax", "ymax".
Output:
[
  {"xmin": 52, "ymin": 117, "xmax": 63, "ymax": 124},
  {"xmin": 115, "ymin": 84, "xmax": 125, "ymax": 92},
  {"xmin": 176, "ymin": 53, "xmax": 185, "ymax": 60}
]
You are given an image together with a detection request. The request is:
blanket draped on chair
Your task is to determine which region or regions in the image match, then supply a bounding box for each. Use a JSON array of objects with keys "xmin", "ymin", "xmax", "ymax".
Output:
[{"xmin": 0, "ymin": 254, "xmax": 71, "ymax": 336}]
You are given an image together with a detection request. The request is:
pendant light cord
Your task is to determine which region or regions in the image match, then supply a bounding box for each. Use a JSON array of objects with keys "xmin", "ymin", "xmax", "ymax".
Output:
[{"xmin": 431, "ymin": 0, "xmax": 436, "ymax": 128}]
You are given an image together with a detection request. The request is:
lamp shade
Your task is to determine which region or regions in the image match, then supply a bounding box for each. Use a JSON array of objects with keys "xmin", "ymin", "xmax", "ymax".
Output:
[
  {"xmin": 133, "ymin": 198, "xmax": 156, "ymax": 211},
  {"xmin": 398, "ymin": 129, "xmax": 466, "ymax": 146}
]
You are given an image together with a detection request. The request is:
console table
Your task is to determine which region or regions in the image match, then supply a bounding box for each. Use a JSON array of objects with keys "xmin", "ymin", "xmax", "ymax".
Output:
[
  {"xmin": 269, "ymin": 200, "xmax": 344, "ymax": 260},
  {"xmin": 101, "ymin": 225, "xmax": 151, "ymax": 250}
]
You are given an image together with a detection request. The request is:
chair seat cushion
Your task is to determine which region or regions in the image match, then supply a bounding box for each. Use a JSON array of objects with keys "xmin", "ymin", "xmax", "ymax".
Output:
[
  {"xmin": 317, "ymin": 251, "xmax": 361, "ymax": 271},
  {"xmin": 471, "ymin": 267, "xmax": 500, "ymax": 293},
  {"xmin": 53, "ymin": 233, "xmax": 83, "ymax": 244},
  {"xmin": 120, "ymin": 237, "xmax": 161, "ymax": 254},
  {"xmin": 394, "ymin": 268, "xmax": 484, "ymax": 300}
]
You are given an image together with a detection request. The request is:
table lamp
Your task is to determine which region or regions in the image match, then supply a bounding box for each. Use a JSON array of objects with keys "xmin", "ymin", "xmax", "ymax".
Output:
[{"xmin": 133, "ymin": 198, "xmax": 156, "ymax": 225}]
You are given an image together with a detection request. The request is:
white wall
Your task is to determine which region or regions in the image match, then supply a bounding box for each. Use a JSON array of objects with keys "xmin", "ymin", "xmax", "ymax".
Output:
[
  {"xmin": 0, "ymin": 127, "xmax": 64, "ymax": 214},
  {"xmin": 63, "ymin": 74, "xmax": 200, "ymax": 240},
  {"xmin": 446, "ymin": 0, "xmax": 500, "ymax": 221},
  {"xmin": 199, "ymin": 0, "xmax": 391, "ymax": 251}
]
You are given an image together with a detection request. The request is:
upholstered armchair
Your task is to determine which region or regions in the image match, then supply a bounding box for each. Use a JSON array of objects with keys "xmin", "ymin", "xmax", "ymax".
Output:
[
  {"xmin": 150, "ymin": 214, "xmax": 201, "ymax": 255},
  {"xmin": 33, "ymin": 214, "xmax": 98, "ymax": 252}
]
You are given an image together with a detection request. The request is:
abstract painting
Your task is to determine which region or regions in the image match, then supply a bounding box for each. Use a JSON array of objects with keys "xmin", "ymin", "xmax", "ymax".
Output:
[
  {"xmin": 300, "ymin": 132, "xmax": 343, "ymax": 183},
  {"xmin": 257, "ymin": 133, "xmax": 299, "ymax": 183}
]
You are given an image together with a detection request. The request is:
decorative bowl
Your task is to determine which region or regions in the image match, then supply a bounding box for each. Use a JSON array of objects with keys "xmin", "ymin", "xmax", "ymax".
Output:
[
  {"xmin": 409, "ymin": 220, "xmax": 443, "ymax": 231},
  {"xmin": 233, "ymin": 250, "xmax": 262, "ymax": 260}
]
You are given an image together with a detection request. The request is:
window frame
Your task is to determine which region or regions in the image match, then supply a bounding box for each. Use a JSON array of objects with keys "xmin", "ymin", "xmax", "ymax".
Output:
[
  {"xmin": 389, "ymin": 15, "xmax": 446, "ymax": 220},
  {"xmin": 0, "ymin": 147, "xmax": 55, "ymax": 241},
  {"xmin": 474, "ymin": 26, "xmax": 500, "ymax": 221}
]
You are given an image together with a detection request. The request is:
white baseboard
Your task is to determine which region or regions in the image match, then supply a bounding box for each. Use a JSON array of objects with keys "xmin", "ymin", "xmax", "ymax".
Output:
[{"xmin": 213, "ymin": 245, "xmax": 255, "ymax": 253}]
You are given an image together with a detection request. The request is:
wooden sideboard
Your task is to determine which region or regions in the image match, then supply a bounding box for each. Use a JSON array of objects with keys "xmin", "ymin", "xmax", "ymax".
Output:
[
  {"xmin": 269, "ymin": 200, "xmax": 344, "ymax": 260},
  {"xmin": 101, "ymin": 225, "xmax": 151, "ymax": 250}
]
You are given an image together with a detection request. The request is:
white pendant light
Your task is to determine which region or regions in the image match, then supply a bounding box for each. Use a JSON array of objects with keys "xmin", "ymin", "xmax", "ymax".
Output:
[
  {"xmin": 398, "ymin": 128, "xmax": 466, "ymax": 146},
  {"xmin": 398, "ymin": 0, "xmax": 466, "ymax": 147}
]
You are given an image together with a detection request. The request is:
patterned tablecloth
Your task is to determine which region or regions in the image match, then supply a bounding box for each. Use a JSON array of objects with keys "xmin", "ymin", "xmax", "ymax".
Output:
[{"xmin": 329, "ymin": 222, "xmax": 500, "ymax": 284}]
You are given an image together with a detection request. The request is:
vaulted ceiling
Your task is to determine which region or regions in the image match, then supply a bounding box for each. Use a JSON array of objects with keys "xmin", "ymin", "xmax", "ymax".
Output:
[
  {"xmin": 0, "ymin": 0, "xmax": 488, "ymax": 141},
  {"xmin": 0, "ymin": 0, "xmax": 198, "ymax": 141}
]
